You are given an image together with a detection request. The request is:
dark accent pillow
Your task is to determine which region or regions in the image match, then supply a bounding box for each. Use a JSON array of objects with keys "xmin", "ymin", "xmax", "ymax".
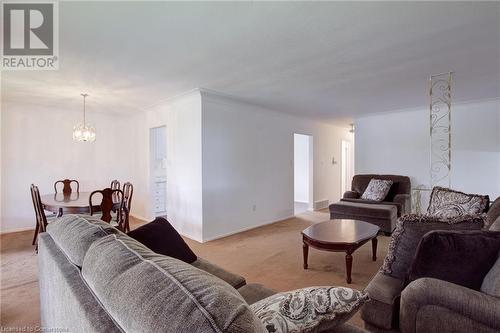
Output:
[
  {"xmin": 127, "ymin": 217, "xmax": 197, "ymax": 263},
  {"xmin": 380, "ymin": 214, "xmax": 485, "ymax": 280},
  {"xmin": 407, "ymin": 230, "xmax": 500, "ymax": 290}
]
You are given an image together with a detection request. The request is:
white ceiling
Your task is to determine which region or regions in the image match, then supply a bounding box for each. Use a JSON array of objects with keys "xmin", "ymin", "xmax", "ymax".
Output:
[{"xmin": 2, "ymin": 1, "xmax": 499, "ymax": 123}]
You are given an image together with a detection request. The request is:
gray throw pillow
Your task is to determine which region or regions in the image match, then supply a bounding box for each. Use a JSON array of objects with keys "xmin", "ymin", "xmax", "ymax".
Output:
[
  {"xmin": 481, "ymin": 254, "xmax": 500, "ymax": 297},
  {"xmin": 250, "ymin": 287, "xmax": 368, "ymax": 333},
  {"xmin": 380, "ymin": 214, "xmax": 485, "ymax": 280},
  {"xmin": 427, "ymin": 186, "xmax": 489, "ymax": 218},
  {"xmin": 361, "ymin": 179, "xmax": 393, "ymax": 201}
]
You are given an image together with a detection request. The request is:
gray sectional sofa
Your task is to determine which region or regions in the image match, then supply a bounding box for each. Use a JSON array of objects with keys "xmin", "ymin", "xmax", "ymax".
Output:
[{"xmin": 38, "ymin": 215, "xmax": 367, "ymax": 333}]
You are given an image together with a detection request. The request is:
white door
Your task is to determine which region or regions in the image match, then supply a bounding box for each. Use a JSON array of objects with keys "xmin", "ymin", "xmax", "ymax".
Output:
[{"xmin": 341, "ymin": 140, "xmax": 353, "ymax": 195}]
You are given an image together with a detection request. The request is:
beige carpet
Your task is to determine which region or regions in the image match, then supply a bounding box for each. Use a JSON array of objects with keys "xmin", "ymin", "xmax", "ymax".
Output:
[{"xmin": 1, "ymin": 212, "xmax": 389, "ymax": 329}]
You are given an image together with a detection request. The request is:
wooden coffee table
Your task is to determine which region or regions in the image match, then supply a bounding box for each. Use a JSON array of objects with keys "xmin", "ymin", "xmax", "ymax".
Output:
[{"xmin": 301, "ymin": 219, "xmax": 380, "ymax": 284}]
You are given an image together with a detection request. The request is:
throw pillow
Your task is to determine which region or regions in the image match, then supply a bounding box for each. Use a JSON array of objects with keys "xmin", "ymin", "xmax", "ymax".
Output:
[
  {"xmin": 250, "ymin": 286, "xmax": 368, "ymax": 333},
  {"xmin": 481, "ymin": 254, "xmax": 500, "ymax": 297},
  {"xmin": 361, "ymin": 179, "xmax": 393, "ymax": 201},
  {"xmin": 427, "ymin": 186, "xmax": 489, "ymax": 218},
  {"xmin": 127, "ymin": 217, "xmax": 197, "ymax": 263},
  {"xmin": 407, "ymin": 230, "xmax": 500, "ymax": 291},
  {"xmin": 380, "ymin": 213, "xmax": 485, "ymax": 280}
]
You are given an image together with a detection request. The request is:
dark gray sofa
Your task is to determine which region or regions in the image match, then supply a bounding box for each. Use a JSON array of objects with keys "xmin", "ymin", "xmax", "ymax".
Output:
[
  {"xmin": 38, "ymin": 214, "xmax": 367, "ymax": 333},
  {"xmin": 330, "ymin": 175, "xmax": 411, "ymax": 234}
]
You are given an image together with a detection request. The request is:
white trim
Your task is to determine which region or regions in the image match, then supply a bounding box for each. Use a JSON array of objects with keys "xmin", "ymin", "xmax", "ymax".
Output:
[
  {"xmin": 199, "ymin": 215, "xmax": 295, "ymax": 243},
  {"xmin": 355, "ymin": 96, "xmax": 500, "ymax": 120},
  {"xmin": 0, "ymin": 226, "xmax": 34, "ymax": 235},
  {"xmin": 129, "ymin": 213, "xmax": 150, "ymax": 223}
]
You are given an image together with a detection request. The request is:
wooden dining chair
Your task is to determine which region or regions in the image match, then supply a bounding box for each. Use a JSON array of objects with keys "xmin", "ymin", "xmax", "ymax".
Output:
[
  {"xmin": 110, "ymin": 179, "xmax": 120, "ymax": 191},
  {"xmin": 121, "ymin": 182, "xmax": 134, "ymax": 232},
  {"xmin": 54, "ymin": 179, "xmax": 79, "ymax": 194},
  {"xmin": 89, "ymin": 188, "xmax": 125, "ymax": 231},
  {"xmin": 30, "ymin": 184, "xmax": 53, "ymax": 251}
]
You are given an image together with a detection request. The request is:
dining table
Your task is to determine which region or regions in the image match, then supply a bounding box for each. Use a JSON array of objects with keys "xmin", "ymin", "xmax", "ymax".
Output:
[{"xmin": 41, "ymin": 191, "xmax": 121, "ymax": 217}]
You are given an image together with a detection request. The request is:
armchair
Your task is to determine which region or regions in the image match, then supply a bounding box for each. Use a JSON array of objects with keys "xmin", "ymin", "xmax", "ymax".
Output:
[
  {"xmin": 330, "ymin": 174, "xmax": 411, "ymax": 233},
  {"xmin": 361, "ymin": 196, "xmax": 500, "ymax": 332},
  {"xmin": 400, "ymin": 278, "xmax": 500, "ymax": 333}
]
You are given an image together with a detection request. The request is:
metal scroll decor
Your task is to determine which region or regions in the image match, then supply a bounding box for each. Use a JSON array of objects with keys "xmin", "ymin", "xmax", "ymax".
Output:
[{"xmin": 429, "ymin": 72, "xmax": 453, "ymax": 188}]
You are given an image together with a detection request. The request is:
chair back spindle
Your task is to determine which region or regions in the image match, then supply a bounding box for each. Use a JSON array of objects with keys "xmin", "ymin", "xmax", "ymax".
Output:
[
  {"xmin": 110, "ymin": 180, "xmax": 120, "ymax": 191},
  {"xmin": 122, "ymin": 182, "xmax": 134, "ymax": 232},
  {"xmin": 89, "ymin": 188, "xmax": 124, "ymax": 229},
  {"xmin": 54, "ymin": 179, "xmax": 79, "ymax": 194}
]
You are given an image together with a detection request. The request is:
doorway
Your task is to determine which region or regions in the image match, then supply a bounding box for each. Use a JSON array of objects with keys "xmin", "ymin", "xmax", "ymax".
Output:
[
  {"xmin": 341, "ymin": 140, "xmax": 354, "ymax": 196},
  {"xmin": 294, "ymin": 133, "xmax": 313, "ymax": 215},
  {"xmin": 150, "ymin": 126, "xmax": 167, "ymax": 217}
]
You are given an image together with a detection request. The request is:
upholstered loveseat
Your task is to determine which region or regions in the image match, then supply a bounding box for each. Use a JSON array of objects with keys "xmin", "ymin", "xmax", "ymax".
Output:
[
  {"xmin": 330, "ymin": 174, "xmax": 411, "ymax": 234},
  {"xmin": 38, "ymin": 215, "xmax": 369, "ymax": 333}
]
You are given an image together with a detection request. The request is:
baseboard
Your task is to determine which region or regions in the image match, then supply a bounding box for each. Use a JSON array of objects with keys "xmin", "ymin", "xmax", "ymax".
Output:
[
  {"xmin": 314, "ymin": 199, "xmax": 330, "ymax": 211},
  {"xmin": 201, "ymin": 215, "xmax": 295, "ymax": 243},
  {"xmin": 130, "ymin": 213, "xmax": 152, "ymax": 222},
  {"xmin": 0, "ymin": 226, "xmax": 35, "ymax": 235}
]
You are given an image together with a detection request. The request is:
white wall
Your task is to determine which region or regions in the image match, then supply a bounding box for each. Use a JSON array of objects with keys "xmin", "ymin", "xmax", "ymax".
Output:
[
  {"xmin": 294, "ymin": 134, "xmax": 310, "ymax": 203},
  {"xmin": 124, "ymin": 91, "xmax": 204, "ymax": 241},
  {"xmin": 355, "ymin": 98, "xmax": 500, "ymax": 199},
  {"xmin": 0, "ymin": 101, "xmax": 130, "ymax": 232},
  {"xmin": 201, "ymin": 91, "xmax": 353, "ymax": 241}
]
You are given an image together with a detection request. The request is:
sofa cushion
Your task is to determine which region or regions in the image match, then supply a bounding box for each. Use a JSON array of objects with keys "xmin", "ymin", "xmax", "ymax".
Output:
[
  {"xmin": 427, "ymin": 186, "xmax": 489, "ymax": 218},
  {"xmin": 407, "ymin": 230, "xmax": 500, "ymax": 290},
  {"xmin": 330, "ymin": 201, "xmax": 397, "ymax": 220},
  {"xmin": 340, "ymin": 198, "xmax": 403, "ymax": 216},
  {"xmin": 380, "ymin": 214, "xmax": 484, "ymax": 280},
  {"xmin": 192, "ymin": 257, "xmax": 246, "ymax": 289},
  {"xmin": 481, "ymin": 253, "xmax": 500, "ymax": 297},
  {"xmin": 46, "ymin": 214, "xmax": 119, "ymax": 266},
  {"xmin": 127, "ymin": 217, "xmax": 197, "ymax": 263},
  {"xmin": 82, "ymin": 233, "xmax": 263, "ymax": 333},
  {"xmin": 250, "ymin": 287, "xmax": 368, "ymax": 333},
  {"xmin": 237, "ymin": 284, "xmax": 277, "ymax": 305}
]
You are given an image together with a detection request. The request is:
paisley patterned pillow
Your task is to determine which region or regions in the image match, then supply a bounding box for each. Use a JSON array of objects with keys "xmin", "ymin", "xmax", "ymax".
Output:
[
  {"xmin": 250, "ymin": 286, "xmax": 369, "ymax": 333},
  {"xmin": 427, "ymin": 187, "xmax": 489, "ymax": 218},
  {"xmin": 361, "ymin": 179, "xmax": 393, "ymax": 201}
]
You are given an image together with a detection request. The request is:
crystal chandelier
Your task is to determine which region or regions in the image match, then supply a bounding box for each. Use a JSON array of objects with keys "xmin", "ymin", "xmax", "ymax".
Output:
[{"xmin": 73, "ymin": 93, "xmax": 96, "ymax": 142}]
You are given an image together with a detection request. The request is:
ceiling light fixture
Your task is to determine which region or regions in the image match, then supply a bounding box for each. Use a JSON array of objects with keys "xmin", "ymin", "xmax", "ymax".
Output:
[{"xmin": 73, "ymin": 93, "xmax": 96, "ymax": 142}]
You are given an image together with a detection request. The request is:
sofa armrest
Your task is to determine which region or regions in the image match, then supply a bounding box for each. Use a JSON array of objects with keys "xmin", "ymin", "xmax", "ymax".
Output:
[
  {"xmin": 343, "ymin": 191, "xmax": 360, "ymax": 199},
  {"xmin": 393, "ymin": 194, "xmax": 411, "ymax": 215},
  {"xmin": 400, "ymin": 278, "xmax": 500, "ymax": 333}
]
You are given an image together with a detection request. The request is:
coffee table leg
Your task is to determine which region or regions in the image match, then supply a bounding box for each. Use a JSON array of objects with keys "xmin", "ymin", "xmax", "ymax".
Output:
[
  {"xmin": 303, "ymin": 242, "xmax": 309, "ymax": 269},
  {"xmin": 345, "ymin": 253, "xmax": 353, "ymax": 284},
  {"xmin": 372, "ymin": 237, "xmax": 378, "ymax": 261}
]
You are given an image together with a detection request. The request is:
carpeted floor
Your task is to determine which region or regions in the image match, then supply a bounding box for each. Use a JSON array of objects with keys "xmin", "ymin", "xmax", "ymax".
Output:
[{"xmin": 0, "ymin": 211, "xmax": 389, "ymax": 330}]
